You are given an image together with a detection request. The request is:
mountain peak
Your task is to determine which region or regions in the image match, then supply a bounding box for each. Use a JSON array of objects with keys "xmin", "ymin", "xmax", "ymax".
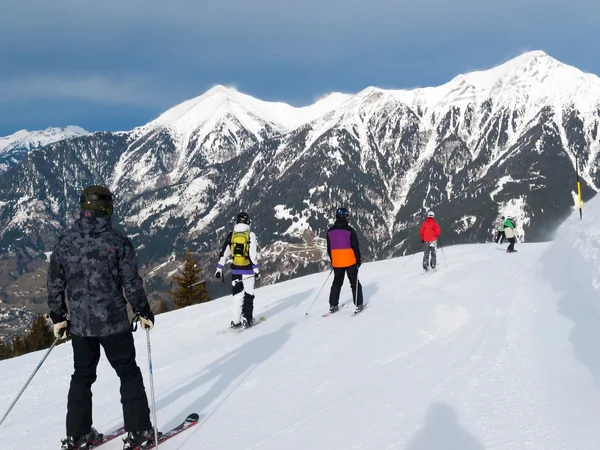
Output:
[
  {"xmin": 482, "ymin": 50, "xmax": 562, "ymax": 77},
  {"xmin": 508, "ymin": 49, "xmax": 553, "ymax": 63},
  {"xmin": 0, "ymin": 125, "xmax": 89, "ymax": 172},
  {"xmin": 0, "ymin": 126, "xmax": 89, "ymax": 153},
  {"xmin": 137, "ymin": 85, "xmax": 353, "ymax": 139},
  {"xmin": 203, "ymin": 84, "xmax": 238, "ymax": 97},
  {"xmin": 422, "ymin": 50, "xmax": 600, "ymax": 109},
  {"xmin": 452, "ymin": 50, "xmax": 567, "ymax": 88}
]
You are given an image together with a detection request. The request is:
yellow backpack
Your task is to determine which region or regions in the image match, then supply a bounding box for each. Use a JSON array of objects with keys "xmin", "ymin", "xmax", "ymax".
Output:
[{"xmin": 230, "ymin": 230, "xmax": 251, "ymax": 266}]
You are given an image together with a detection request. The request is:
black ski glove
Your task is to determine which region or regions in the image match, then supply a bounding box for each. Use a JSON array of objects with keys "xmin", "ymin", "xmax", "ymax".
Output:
[{"xmin": 135, "ymin": 304, "xmax": 155, "ymax": 330}]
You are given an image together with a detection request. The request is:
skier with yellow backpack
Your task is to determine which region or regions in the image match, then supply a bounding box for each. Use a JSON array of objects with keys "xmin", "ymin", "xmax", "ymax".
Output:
[{"xmin": 215, "ymin": 212, "xmax": 260, "ymax": 328}]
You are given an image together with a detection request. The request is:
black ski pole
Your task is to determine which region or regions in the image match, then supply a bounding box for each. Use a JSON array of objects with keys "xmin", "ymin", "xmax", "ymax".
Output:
[{"xmin": 305, "ymin": 269, "xmax": 333, "ymax": 316}]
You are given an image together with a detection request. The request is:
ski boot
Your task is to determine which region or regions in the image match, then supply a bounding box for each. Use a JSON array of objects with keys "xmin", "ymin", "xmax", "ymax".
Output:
[
  {"xmin": 241, "ymin": 317, "xmax": 255, "ymax": 329},
  {"xmin": 329, "ymin": 304, "xmax": 339, "ymax": 314},
  {"xmin": 354, "ymin": 304, "xmax": 364, "ymax": 314},
  {"xmin": 122, "ymin": 429, "xmax": 160, "ymax": 449},
  {"xmin": 60, "ymin": 427, "xmax": 102, "ymax": 449},
  {"xmin": 230, "ymin": 321, "xmax": 242, "ymax": 329}
]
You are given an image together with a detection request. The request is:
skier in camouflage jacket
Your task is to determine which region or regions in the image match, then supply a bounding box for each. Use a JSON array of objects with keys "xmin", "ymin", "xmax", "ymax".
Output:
[
  {"xmin": 48, "ymin": 209, "xmax": 150, "ymax": 337},
  {"xmin": 47, "ymin": 185, "xmax": 157, "ymax": 450}
]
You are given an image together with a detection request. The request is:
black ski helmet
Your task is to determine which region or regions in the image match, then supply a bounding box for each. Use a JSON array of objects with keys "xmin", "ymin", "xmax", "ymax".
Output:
[
  {"xmin": 80, "ymin": 185, "xmax": 114, "ymax": 216},
  {"xmin": 236, "ymin": 212, "xmax": 250, "ymax": 225},
  {"xmin": 335, "ymin": 207, "xmax": 349, "ymax": 220}
]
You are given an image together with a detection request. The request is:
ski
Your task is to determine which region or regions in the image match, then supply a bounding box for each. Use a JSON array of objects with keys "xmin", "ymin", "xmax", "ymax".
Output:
[
  {"xmin": 352, "ymin": 303, "xmax": 369, "ymax": 315},
  {"xmin": 322, "ymin": 302, "xmax": 349, "ymax": 317},
  {"xmin": 217, "ymin": 316, "xmax": 266, "ymax": 334},
  {"xmin": 142, "ymin": 413, "xmax": 200, "ymax": 449},
  {"xmin": 238, "ymin": 316, "xmax": 267, "ymax": 331},
  {"xmin": 60, "ymin": 425, "xmax": 125, "ymax": 449},
  {"xmin": 95, "ymin": 426, "xmax": 125, "ymax": 447}
]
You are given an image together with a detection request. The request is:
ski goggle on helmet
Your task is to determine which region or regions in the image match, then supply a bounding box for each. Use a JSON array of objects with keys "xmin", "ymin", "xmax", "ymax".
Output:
[
  {"xmin": 336, "ymin": 207, "xmax": 349, "ymax": 219},
  {"xmin": 80, "ymin": 186, "xmax": 114, "ymax": 216},
  {"xmin": 236, "ymin": 212, "xmax": 250, "ymax": 225},
  {"xmin": 427, "ymin": 211, "xmax": 435, "ymax": 218}
]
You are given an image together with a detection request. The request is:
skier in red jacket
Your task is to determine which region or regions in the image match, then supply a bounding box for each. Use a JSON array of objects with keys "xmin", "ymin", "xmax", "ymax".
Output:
[{"xmin": 420, "ymin": 211, "xmax": 441, "ymax": 271}]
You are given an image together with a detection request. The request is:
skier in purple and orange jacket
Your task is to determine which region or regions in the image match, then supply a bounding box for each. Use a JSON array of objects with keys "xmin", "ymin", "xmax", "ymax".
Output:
[{"xmin": 326, "ymin": 207, "xmax": 364, "ymax": 314}]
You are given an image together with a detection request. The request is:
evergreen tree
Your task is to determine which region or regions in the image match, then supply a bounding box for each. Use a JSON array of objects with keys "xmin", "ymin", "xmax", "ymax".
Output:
[
  {"xmin": 11, "ymin": 336, "xmax": 27, "ymax": 357},
  {"xmin": 156, "ymin": 299, "xmax": 170, "ymax": 314},
  {"xmin": 25, "ymin": 315, "xmax": 55, "ymax": 352},
  {"xmin": 0, "ymin": 338, "xmax": 11, "ymax": 360},
  {"xmin": 171, "ymin": 248, "xmax": 211, "ymax": 309}
]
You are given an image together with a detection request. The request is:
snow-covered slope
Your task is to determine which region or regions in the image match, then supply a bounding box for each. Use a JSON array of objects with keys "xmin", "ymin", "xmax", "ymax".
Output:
[
  {"xmin": 2, "ymin": 201, "xmax": 600, "ymax": 448},
  {"xmin": 0, "ymin": 126, "xmax": 89, "ymax": 172}
]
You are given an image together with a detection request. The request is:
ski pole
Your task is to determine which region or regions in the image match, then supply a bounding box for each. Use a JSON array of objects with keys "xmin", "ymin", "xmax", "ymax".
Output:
[
  {"xmin": 145, "ymin": 329, "xmax": 160, "ymax": 448},
  {"xmin": 305, "ymin": 269, "xmax": 333, "ymax": 316},
  {"xmin": 190, "ymin": 279, "xmax": 206, "ymax": 287},
  {"xmin": 401, "ymin": 242, "xmax": 424, "ymax": 268},
  {"xmin": 438, "ymin": 238, "xmax": 448, "ymax": 267},
  {"xmin": 0, "ymin": 332, "xmax": 63, "ymax": 428}
]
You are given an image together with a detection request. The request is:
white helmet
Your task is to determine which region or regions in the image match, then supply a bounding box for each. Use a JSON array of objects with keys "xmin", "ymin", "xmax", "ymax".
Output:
[{"xmin": 427, "ymin": 211, "xmax": 435, "ymax": 218}]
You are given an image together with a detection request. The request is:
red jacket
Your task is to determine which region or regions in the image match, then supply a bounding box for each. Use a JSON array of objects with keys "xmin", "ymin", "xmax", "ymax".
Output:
[{"xmin": 420, "ymin": 217, "xmax": 441, "ymax": 242}]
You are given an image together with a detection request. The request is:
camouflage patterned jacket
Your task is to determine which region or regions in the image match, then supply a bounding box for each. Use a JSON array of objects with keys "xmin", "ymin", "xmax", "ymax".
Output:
[{"xmin": 47, "ymin": 211, "xmax": 150, "ymax": 337}]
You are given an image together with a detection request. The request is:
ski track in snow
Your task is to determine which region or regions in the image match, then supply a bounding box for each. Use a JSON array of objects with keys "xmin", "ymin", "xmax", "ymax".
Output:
[{"xmin": 3, "ymin": 209, "xmax": 600, "ymax": 448}]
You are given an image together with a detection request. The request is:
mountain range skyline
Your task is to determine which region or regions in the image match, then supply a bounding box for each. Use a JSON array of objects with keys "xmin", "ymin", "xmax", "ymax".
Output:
[
  {"xmin": 0, "ymin": 50, "xmax": 600, "ymax": 135},
  {"xmin": 3, "ymin": 49, "xmax": 600, "ymax": 137}
]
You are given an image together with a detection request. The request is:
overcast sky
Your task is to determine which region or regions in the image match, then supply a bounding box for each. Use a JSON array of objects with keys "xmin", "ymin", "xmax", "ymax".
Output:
[{"xmin": 1, "ymin": 0, "xmax": 599, "ymax": 135}]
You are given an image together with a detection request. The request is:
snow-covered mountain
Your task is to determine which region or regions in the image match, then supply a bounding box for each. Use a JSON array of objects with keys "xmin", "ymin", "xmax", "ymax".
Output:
[
  {"xmin": 113, "ymin": 86, "xmax": 352, "ymax": 194},
  {"xmin": 1, "ymin": 50, "xmax": 600, "ymax": 303},
  {"xmin": 2, "ymin": 199, "xmax": 600, "ymax": 449},
  {"xmin": 0, "ymin": 126, "xmax": 89, "ymax": 173}
]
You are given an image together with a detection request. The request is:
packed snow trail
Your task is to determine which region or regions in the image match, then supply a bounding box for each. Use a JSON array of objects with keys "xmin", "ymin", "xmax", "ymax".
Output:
[{"xmin": 2, "ymin": 226, "xmax": 600, "ymax": 448}]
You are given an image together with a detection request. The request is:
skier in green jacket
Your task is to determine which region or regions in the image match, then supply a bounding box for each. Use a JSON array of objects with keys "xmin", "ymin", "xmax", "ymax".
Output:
[{"xmin": 503, "ymin": 217, "xmax": 517, "ymax": 253}]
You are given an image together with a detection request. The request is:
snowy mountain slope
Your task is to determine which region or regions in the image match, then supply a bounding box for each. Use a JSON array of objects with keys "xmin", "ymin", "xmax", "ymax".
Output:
[
  {"xmin": 2, "ymin": 50, "xmax": 600, "ymax": 304},
  {"xmin": 132, "ymin": 85, "xmax": 352, "ymax": 138},
  {"xmin": 112, "ymin": 87, "xmax": 352, "ymax": 194},
  {"xmin": 0, "ymin": 126, "xmax": 89, "ymax": 173},
  {"xmin": 2, "ymin": 207, "xmax": 600, "ymax": 448},
  {"xmin": 0, "ymin": 132, "xmax": 129, "ymax": 293},
  {"xmin": 251, "ymin": 51, "xmax": 600, "ymax": 249}
]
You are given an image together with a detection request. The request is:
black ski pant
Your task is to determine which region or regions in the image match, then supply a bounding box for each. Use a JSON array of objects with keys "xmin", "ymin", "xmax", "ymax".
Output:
[
  {"xmin": 495, "ymin": 231, "xmax": 505, "ymax": 244},
  {"xmin": 67, "ymin": 331, "xmax": 151, "ymax": 436},
  {"xmin": 231, "ymin": 273, "xmax": 255, "ymax": 322},
  {"xmin": 507, "ymin": 237, "xmax": 516, "ymax": 252},
  {"xmin": 329, "ymin": 264, "xmax": 363, "ymax": 307}
]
